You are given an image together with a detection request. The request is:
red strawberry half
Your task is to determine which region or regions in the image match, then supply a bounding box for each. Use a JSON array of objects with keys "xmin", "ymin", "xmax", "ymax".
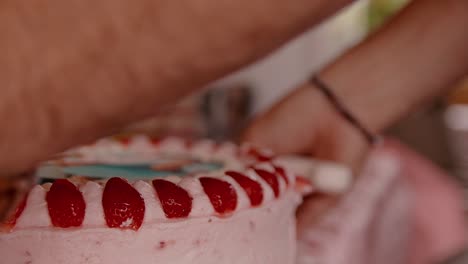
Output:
[
  {"xmin": 152, "ymin": 179, "xmax": 193, "ymax": 219},
  {"xmin": 225, "ymin": 171, "xmax": 263, "ymax": 207},
  {"xmin": 102, "ymin": 178, "xmax": 145, "ymax": 230},
  {"xmin": 247, "ymin": 148, "xmax": 274, "ymax": 162},
  {"xmin": 3, "ymin": 193, "xmax": 28, "ymax": 228},
  {"xmin": 150, "ymin": 137, "xmax": 162, "ymax": 146},
  {"xmin": 254, "ymin": 169, "xmax": 280, "ymax": 198},
  {"xmin": 200, "ymin": 177, "xmax": 237, "ymax": 215},
  {"xmin": 274, "ymin": 166, "xmax": 289, "ymax": 185},
  {"xmin": 46, "ymin": 179, "xmax": 86, "ymax": 228}
]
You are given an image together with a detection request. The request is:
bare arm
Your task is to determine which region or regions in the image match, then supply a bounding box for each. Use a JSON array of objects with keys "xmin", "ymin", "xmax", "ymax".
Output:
[
  {"xmin": 245, "ymin": 0, "xmax": 468, "ymax": 166},
  {"xmin": 322, "ymin": 0, "xmax": 468, "ymax": 133},
  {"xmin": 0, "ymin": 0, "xmax": 353, "ymax": 174}
]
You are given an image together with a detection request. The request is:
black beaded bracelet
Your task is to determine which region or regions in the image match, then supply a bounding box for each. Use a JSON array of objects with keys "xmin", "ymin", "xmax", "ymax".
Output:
[{"xmin": 310, "ymin": 75, "xmax": 378, "ymax": 145}]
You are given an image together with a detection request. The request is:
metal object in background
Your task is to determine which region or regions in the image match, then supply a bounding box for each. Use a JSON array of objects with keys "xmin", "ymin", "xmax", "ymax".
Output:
[
  {"xmin": 201, "ymin": 84, "xmax": 252, "ymax": 141},
  {"xmin": 123, "ymin": 85, "xmax": 252, "ymax": 141}
]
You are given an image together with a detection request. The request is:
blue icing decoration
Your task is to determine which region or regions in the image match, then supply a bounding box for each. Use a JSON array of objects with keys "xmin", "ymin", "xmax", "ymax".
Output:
[
  {"xmin": 63, "ymin": 165, "xmax": 177, "ymax": 178},
  {"xmin": 60, "ymin": 162, "xmax": 224, "ymax": 179}
]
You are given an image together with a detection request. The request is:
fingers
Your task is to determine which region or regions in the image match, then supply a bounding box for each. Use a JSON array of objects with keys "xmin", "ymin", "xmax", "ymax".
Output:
[
  {"xmin": 296, "ymin": 193, "xmax": 340, "ymax": 236},
  {"xmin": 243, "ymin": 84, "xmax": 322, "ymax": 154},
  {"xmin": 243, "ymin": 83, "xmax": 369, "ymax": 169}
]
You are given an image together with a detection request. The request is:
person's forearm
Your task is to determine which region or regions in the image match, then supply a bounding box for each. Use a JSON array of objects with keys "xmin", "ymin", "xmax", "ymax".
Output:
[
  {"xmin": 321, "ymin": 0, "xmax": 468, "ymax": 133},
  {"xmin": 0, "ymin": 0, "xmax": 353, "ymax": 174}
]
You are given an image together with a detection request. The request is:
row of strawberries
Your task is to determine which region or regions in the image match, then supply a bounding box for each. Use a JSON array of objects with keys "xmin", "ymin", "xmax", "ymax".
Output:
[{"xmin": 3, "ymin": 166, "xmax": 292, "ymax": 231}]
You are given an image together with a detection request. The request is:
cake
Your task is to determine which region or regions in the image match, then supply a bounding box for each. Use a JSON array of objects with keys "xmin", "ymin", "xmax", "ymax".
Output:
[{"xmin": 0, "ymin": 136, "xmax": 312, "ymax": 264}]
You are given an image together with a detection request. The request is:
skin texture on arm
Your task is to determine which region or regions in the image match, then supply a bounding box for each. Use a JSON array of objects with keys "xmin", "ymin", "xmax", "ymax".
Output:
[
  {"xmin": 0, "ymin": 0, "xmax": 353, "ymax": 174},
  {"xmin": 323, "ymin": 0, "xmax": 468, "ymax": 133},
  {"xmin": 244, "ymin": 0, "xmax": 468, "ymax": 167}
]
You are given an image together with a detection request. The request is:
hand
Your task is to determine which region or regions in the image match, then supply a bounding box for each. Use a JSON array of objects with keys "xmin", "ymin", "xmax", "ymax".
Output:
[
  {"xmin": 243, "ymin": 82, "xmax": 370, "ymax": 170},
  {"xmin": 243, "ymin": 0, "xmax": 468, "ymax": 170},
  {"xmin": 294, "ymin": 138, "xmax": 467, "ymax": 263}
]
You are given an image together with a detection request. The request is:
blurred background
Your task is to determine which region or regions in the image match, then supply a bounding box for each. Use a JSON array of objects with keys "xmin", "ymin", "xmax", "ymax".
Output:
[{"xmin": 122, "ymin": 0, "xmax": 468, "ymax": 212}]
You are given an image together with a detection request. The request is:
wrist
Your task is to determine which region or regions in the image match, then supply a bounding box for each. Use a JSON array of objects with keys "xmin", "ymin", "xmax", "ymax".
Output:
[
  {"xmin": 319, "ymin": 61, "xmax": 391, "ymax": 134},
  {"xmin": 310, "ymin": 76, "xmax": 378, "ymax": 145},
  {"xmin": 318, "ymin": 0, "xmax": 468, "ymax": 134},
  {"xmin": 308, "ymin": 82, "xmax": 373, "ymax": 169}
]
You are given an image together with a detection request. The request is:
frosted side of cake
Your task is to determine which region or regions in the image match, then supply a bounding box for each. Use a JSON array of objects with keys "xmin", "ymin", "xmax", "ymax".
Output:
[{"xmin": 0, "ymin": 136, "xmax": 310, "ymax": 264}]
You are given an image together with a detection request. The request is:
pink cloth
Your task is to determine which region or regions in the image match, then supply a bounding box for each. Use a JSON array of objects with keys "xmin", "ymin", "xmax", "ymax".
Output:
[{"xmin": 297, "ymin": 139, "xmax": 467, "ymax": 264}]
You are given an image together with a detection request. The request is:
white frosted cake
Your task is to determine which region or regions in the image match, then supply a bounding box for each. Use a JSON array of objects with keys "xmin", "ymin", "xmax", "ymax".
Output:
[{"xmin": 0, "ymin": 136, "xmax": 312, "ymax": 264}]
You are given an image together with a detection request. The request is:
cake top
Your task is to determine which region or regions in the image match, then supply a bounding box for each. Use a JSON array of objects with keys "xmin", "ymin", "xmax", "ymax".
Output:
[{"xmin": 2, "ymin": 136, "xmax": 312, "ymax": 232}]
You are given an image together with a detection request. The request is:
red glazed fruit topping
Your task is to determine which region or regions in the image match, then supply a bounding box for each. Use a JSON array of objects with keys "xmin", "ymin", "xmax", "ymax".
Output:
[
  {"xmin": 3, "ymin": 193, "xmax": 28, "ymax": 227},
  {"xmin": 185, "ymin": 139, "xmax": 194, "ymax": 148},
  {"xmin": 247, "ymin": 148, "xmax": 273, "ymax": 162},
  {"xmin": 46, "ymin": 179, "xmax": 86, "ymax": 228},
  {"xmin": 102, "ymin": 178, "xmax": 145, "ymax": 230},
  {"xmin": 152, "ymin": 179, "xmax": 192, "ymax": 218},
  {"xmin": 150, "ymin": 137, "xmax": 162, "ymax": 146},
  {"xmin": 274, "ymin": 166, "xmax": 289, "ymax": 185},
  {"xmin": 254, "ymin": 169, "xmax": 280, "ymax": 198},
  {"xmin": 199, "ymin": 177, "xmax": 237, "ymax": 215},
  {"xmin": 116, "ymin": 136, "xmax": 132, "ymax": 145},
  {"xmin": 225, "ymin": 171, "xmax": 263, "ymax": 206}
]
